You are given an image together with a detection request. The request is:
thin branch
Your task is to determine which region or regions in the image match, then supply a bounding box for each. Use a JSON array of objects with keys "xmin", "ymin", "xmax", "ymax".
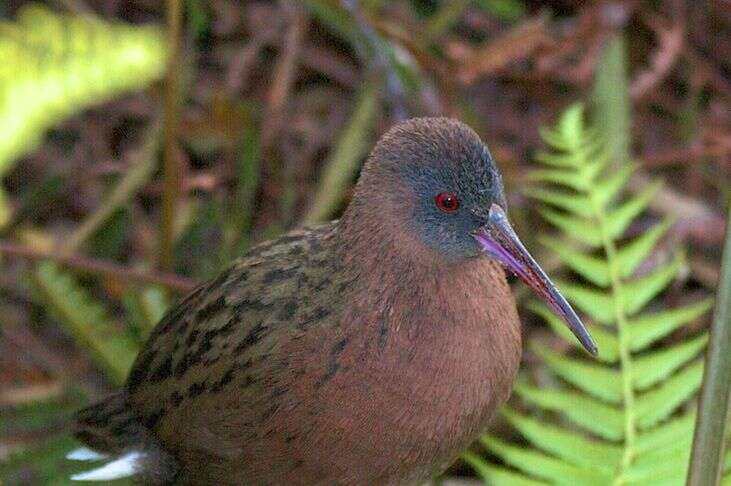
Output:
[
  {"xmin": 260, "ymin": 3, "xmax": 308, "ymax": 150},
  {"xmin": 60, "ymin": 120, "xmax": 161, "ymax": 254},
  {"xmin": 0, "ymin": 240, "xmax": 196, "ymax": 292},
  {"xmin": 630, "ymin": 11, "xmax": 684, "ymax": 100},
  {"xmin": 159, "ymin": 0, "xmax": 184, "ymax": 270}
]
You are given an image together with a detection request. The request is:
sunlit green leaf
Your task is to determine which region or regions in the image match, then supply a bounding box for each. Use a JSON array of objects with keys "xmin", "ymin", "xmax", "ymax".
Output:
[
  {"xmin": 635, "ymin": 410, "xmax": 696, "ymax": 454},
  {"xmin": 632, "ymin": 334, "xmax": 708, "ymax": 390},
  {"xmin": 0, "ymin": 5, "xmax": 167, "ymax": 228},
  {"xmin": 593, "ymin": 163, "xmax": 635, "ymax": 209},
  {"xmin": 539, "ymin": 208, "xmax": 603, "ymax": 247},
  {"xmin": 472, "ymin": 99, "xmax": 713, "ymax": 486},
  {"xmin": 622, "ymin": 251, "xmax": 684, "ymax": 315},
  {"xmin": 527, "ymin": 301, "xmax": 619, "ymax": 363},
  {"xmin": 553, "ymin": 279, "xmax": 616, "ymax": 325},
  {"xmin": 539, "ymin": 125, "xmax": 575, "ymax": 153},
  {"xmin": 555, "ymin": 103, "xmax": 586, "ymax": 150},
  {"xmin": 626, "ymin": 300, "xmax": 713, "ymax": 351},
  {"xmin": 635, "ymin": 360, "xmax": 704, "ymax": 429},
  {"xmin": 578, "ymin": 142, "xmax": 611, "ymax": 183},
  {"xmin": 502, "ymin": 408, "xmax": 622, "ymax": 471},
  {"xmin": 528, "ymin": 167, "xmax": 589, "ymax": 192},
  {"xmin": 540, "ymin": 236, "xmax": 610, "ymax": 287},
  {"xmin": 617, "ymin": 218, "xmax": 673, "ymax": 278},
  {"xmin": 605, "ymin": 182, "xmax": 662, "ymax": 239},
  {"xmin": 462, "ymin": 451, "xmax": 548, "ymax": 486},
  {"xmin": 481, "ymin": 435, "xmax": 610, "ymax": 485},
  {"xmin": 535, "ymin": 150, "xmax": 585, "ymax": 168},
  {"xmin": 515, "ymin": 384, "xmax": 625, "ymax": 440},
  {"xmin": 533, "ymin": 343, "xmax": 622, "ymax": 403},
  {"xmin": 526, "ymin": 187, "xmax": 593, "ymax": 218},
  {"xmin": 627, "ymin": 436, "xmax": 692, "ymax": 483}
]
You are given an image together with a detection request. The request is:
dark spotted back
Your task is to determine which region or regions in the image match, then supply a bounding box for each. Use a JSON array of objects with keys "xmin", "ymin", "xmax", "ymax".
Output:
[
  {"xmin": 121, "ymin": 222, "xmax": 353, "ymax": 463},
  {"xmin": 75, "ymin": 393, "xmax": 143, "ymax": 454}
]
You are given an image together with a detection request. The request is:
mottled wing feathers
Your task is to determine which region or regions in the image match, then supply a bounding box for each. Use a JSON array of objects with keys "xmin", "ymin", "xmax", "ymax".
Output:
[{"xmin": 123, "ymin": 222, "xmax": 347, "ymax": 445}]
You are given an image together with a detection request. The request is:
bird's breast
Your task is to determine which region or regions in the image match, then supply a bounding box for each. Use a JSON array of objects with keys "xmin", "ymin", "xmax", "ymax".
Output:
[{"xmin": 275, "ymin": 258, "xmax": 523, "ymax": 484}]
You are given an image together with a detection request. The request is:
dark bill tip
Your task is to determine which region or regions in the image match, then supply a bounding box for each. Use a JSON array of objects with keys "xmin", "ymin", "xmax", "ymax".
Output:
[{"xmin": 472, "ymin": 204, "xmax": 598, "ymax": 356}]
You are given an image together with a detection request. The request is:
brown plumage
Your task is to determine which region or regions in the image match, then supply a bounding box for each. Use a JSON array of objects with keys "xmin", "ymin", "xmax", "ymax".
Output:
[{"xmin": 72, "ymin": 118, "xmax": 595, "ymax": 485}]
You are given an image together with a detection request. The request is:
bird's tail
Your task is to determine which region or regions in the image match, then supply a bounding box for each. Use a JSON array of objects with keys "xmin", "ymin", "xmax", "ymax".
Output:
[{"xmin": 69, "ymin": 392, "xmax": 178, "ymax": 484}]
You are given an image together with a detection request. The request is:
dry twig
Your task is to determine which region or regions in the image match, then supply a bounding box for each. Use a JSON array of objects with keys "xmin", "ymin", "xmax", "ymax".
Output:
[{"xmin": 0, "ymin": 240, "xmax": 196, "ymax": 292}]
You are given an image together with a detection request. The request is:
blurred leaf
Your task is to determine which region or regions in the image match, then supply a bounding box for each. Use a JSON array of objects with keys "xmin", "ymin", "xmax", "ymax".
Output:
[
  {"xmin": 123, "ymin": 285, "xmax": 170, "ymax": 339},
  {"xmin": 0, "ymin": 5, "xmax": 167, "ymax": 228},
  {"xmin": 603, "ymin": 181, "xmax": 661, "ymax": 241},
  {"xmin": 526, "ymin": 187, "xmax": 593, "ymax": 218},
  {"xmin": 473, "ymin": 0, "xmax": 526, "ymax": 23},
  {"xmin": 501, "ymin": 409, "xmax": 622, "ymax": 470},
  {"xmin": 632, "ymin": 334, "xmax": 708, "ymax": 390},
  {"xmin": 621, "ymin": 251, "xmax": 684, "ymax": 315},
  {"xmin": 175, "ymin": 196, "xmax": 225, "ymax": 279},
  {"xmin": 422, "ymin": 0, "xmax": 470, "ymax": 44},
  {"xmin": 527, "ymin": 300, "xmax": 619, "ymax": 363},
  {"xmin": 552, "ymin": 279, "xmax": 615, "ymax": 325},
  {"xmin": 462, "ymin": 451, "xmax": 547, "ymax": 486},
  {"xmin": 32, "ymin": 261, "xmax": 139, "ymax": 383},
  {"xmin": 185, "ymin": 0, "xmax": 211, "ymax": 41},
  {"xmin": 592, "ymin": 34, "xmax": 630, "ymax": 166},
  {"xmin": 225, "ymin": 103, "xmax": 262, "ymax": 259},
  {"xmin": 538, "ymin": 208, "xmax": 602, "ymax": 247},
  {"xmin": 514, "ymin": 383, "xmax": 625, "ymax": 440},
  {"xmin": 304, "ymin": 0, "xmax": 359, "ymax": 45},
  {"xmin": 303, "ymin": 77, "xmax": 380, "ymax": 223},
  {"xmin": 481, "ymin": 435, "xmax": 610, "ymax": 485},
  {"xmin": 532, "ymin": 343, "xmax": 622, "ymax": 403},
  {"xmin": 626, "ymin": 300, "xmax": 713, "ymax": 351},
  {"xmin": 61, "ymin": 121, "xmax": 161, "ymax": 254},
  {"xmin": 538, "ymin": 236, "xmax": 609, "ymax": 287},
  {"xmin": 635, "ymin": 360, "xmax": 704, "ymax": 429},
  {"xmin": 617, "ymin": 218, "xmax": 673, "ymax": 278}
]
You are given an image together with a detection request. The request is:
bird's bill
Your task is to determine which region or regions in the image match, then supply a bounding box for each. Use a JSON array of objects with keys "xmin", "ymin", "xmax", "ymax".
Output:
[{"xmin": 472, "ymin": 204, "xmax": 598, "ymax": 355}]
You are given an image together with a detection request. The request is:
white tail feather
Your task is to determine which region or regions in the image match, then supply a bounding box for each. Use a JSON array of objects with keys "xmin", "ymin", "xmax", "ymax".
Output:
[
  {"xmin": 70, "ymin": 451, "xmax": 144, "ymax": 481},
  {"xmin": 66, "ymin": 447, "xmax": 108, "ymax": 461}
]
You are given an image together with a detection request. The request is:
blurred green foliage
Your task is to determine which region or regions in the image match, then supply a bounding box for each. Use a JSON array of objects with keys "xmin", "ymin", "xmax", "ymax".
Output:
[{"xmin": 0, "ymin": 4, "xmax": 167, "ymax": 226}]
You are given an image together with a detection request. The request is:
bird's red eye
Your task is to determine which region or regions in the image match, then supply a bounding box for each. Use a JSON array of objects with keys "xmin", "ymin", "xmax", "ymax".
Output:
[{"xmin": 435, "ymin": 192, "xmax": 459, "ymax": 212}]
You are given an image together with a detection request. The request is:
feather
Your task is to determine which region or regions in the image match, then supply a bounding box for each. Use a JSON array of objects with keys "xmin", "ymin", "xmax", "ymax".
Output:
[
  {"xmin": 66, "ymin": 447, "xmax": 108, "ymax": 461},
  {"xmin": 70, "ymin": 451, "xmax": 144, "ymax": 481}
]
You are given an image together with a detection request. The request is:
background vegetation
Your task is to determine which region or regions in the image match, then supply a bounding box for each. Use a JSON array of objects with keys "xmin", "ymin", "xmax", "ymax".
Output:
[{"xmin": 0, "ymin": 1, "xmax": 728, "ymax": 484}]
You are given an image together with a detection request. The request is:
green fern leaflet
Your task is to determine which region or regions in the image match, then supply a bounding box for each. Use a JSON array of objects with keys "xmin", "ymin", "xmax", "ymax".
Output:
[
  {"xmin": 465, "ymin": 104, "xmax": 728, "ymax": 485},
  {"xmin": 0, "ymin": 5, "xmax": 167, "ymax": 226}
]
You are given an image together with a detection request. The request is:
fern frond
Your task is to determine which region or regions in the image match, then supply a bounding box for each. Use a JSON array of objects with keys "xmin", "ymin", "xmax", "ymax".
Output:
[
  {"xmin": 0, "ymin": 5, "xmax": 167, "ymax": 226},
  {"xmin": 469, "ymin": 104, "xmax": 718, "ymax": 484},
  {"xmin": 32, "ymin": 261, "xmax": 139, "ymax": 383}
]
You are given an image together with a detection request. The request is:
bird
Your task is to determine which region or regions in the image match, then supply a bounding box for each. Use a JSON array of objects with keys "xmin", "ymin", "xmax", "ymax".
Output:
[{"xmin": 68, "ymin": 117, "xmax": 596, "ymax": 485}]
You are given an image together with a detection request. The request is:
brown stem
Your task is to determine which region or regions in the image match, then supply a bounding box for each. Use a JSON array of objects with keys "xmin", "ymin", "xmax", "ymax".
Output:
[
  {"xmin": 259, "ymin": 2, "xmax": 308, "ymax": 151},
  {"xmin": 0, "ymin": 240, "xmax": 196, "ymax": 292},
  {"xmin": 159, "ymin": 0, "xmax": 184, "ymax": 271}
]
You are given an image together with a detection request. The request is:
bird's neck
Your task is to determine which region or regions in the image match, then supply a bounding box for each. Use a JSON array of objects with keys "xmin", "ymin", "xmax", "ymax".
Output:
[{"xmin": 333, "ymin": 214, "xmax": 521, "ymax": 367}]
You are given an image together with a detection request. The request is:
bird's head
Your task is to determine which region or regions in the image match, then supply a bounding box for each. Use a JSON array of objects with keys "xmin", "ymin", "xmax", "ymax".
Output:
[{"xmin": 345, "ymin": 117, "xmax": 597, "ymax": 355}]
